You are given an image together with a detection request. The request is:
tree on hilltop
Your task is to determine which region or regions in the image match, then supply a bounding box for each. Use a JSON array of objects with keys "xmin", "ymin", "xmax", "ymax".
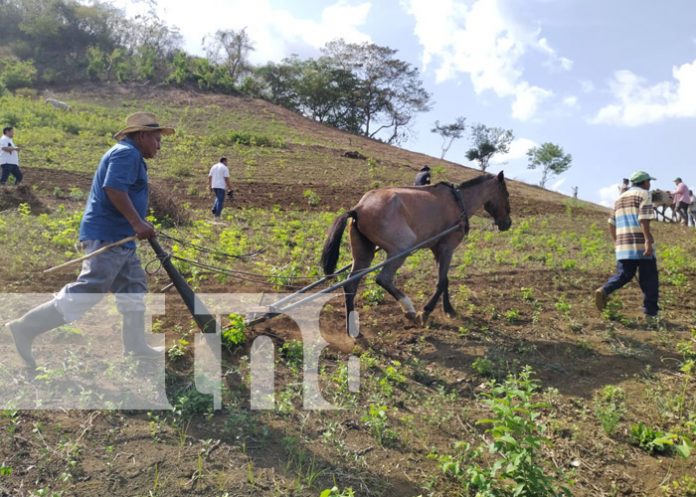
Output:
[
  {"xmin": 465, "ymin": 124, "xmax": 514, "ymax": 171},
  {"xmin": 526, "ymin": 142, "xmax": 573, "ymax": 188}
]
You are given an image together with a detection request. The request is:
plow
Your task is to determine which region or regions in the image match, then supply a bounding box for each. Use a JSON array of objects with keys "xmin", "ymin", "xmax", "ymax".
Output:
[{"xmin": 43, "ymin": 222, "xmax": 466, "ymax": 335}]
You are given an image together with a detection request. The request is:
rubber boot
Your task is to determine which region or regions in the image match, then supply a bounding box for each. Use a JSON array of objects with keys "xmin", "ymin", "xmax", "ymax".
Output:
[
  {"xmin": 121, "ymin": 312, "xmax": 164, "ymax": 358},
  {"xmin": 5, "ymin": 300, "xmax": 66, "ymax": 369}
]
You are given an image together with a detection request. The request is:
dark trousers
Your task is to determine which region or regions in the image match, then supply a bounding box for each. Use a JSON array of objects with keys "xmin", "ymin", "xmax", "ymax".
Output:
[
  {"xmin": 676, "ymin": 201, "xmax": 689, "ymax": 224},
  {"xmin": 602, "ymin": 258, "xmax": 659, "ymax": 316},
  {"xmin": 0, "ymin": 163, "xmax": 22, "ymax": 185},
  {"xmin": 211, "ymin": 188, "xmax": 226, "ymax": 217}
]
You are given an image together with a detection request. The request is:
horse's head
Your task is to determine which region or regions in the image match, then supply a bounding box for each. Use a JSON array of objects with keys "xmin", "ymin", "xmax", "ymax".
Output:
[{"xmin": 484, "ymin": 171, "xmax": 512, "ymax": 231}]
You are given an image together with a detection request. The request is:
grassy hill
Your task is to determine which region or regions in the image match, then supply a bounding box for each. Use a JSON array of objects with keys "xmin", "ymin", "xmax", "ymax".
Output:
[{"xmin": 0, "ymin": 86, "xmax": 695, "ymax": 497}]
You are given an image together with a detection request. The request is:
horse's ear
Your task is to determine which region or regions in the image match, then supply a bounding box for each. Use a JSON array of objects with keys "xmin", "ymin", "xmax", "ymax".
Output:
[{"xmin": 497, "ymin": 171, "xmax": 505, "ymax": 182}]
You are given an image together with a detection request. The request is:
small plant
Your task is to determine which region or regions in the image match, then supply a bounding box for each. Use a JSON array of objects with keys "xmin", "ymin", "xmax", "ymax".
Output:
[
  {"xmin": 554, "ymin": 296, "xmax": 571, "ymax": 316},
  {"xmin": 319, "ymin": 487, "xmax": 355, "ymax": 497},
  {"xmin": 504, "ymin": 308, "xmax": 521, "ymax": 323},
  {"xmin": 593, "ymin": 385, "xmax": 625, "ymax": 435},
  {"xmin": 361, "ymin": 404, "xmax": 397, "ymax": 446},
  {"xmin": 442, "ymin": 367, "xmax": 572, "ymax": 497},
  {"xmin": 303, "ymin": 189, "xmax": 321, "ymax": 206},
  {"xmin": 661, "ymin": 475, "xmax": 696, "ymax": 496},
  {"xmin": 281, "ymin": 340, "xmax": 304, "ymax": 372},
  {"xmin": 520, "ymin": 287, "xmax": 535, "ymax": 302},
  {"xmin": 472, "ymin": 357, "xmax": 494, "ymax": 377},
  {"xmin": 361, "ymin": 279, "xmax": 384, "ymax": 306},
  {"xmin": 629, "ymin": 422, "xmax": 679, "ymax": 455},
  {"xmin": 222, "ymin": 313, "xmax": 246, "ymax": 349}
]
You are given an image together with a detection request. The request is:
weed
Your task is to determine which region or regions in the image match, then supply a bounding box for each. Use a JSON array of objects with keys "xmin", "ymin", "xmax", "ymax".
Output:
[
  {"xmin": 222, "ymin": 313, "xmax": 246, "ymax": 349},
  {"xmin": 504, "ymin": 308, "xmax": 521, "ymax": 323},
  {"xmin": 281, "ymin": 340, "xmax": 304, "ymax": 372},
  {"xmin": 361, "ymin": 404, "xmax": 397, "ymax": 447},
  {"xmin": 593, "ymin": 385, "xmax": 625, "ymax": 435},
  {"xmin": 629, "ymin": 422, "xmax": 679, "ymax": 455},
  {"xmin": 442, "ymin": 367, "xmax": 572, "ymax": 497},
  {"xmin": 661, "ymin": 475, "xmax": 696, "ymax": 497},
  {"xmin": 319, "ymin": 487, "xmax": 355, "ymax": 497},
  {"xmin": 303, "ymin": 188, "xmax": 321, "ymax": 206},
  {"xmin": 472, "ymin": 357, "xmax": 494, "ymax": 377},
  {"xmin": 520, "ymin": 287, "xmax": 535, "ymax": 302}
]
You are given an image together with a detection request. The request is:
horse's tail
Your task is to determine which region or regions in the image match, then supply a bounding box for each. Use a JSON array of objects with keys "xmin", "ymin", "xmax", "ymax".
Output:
[{"xmin": 321, "ymin": 210, "xmax": 355, "ymax": 275}]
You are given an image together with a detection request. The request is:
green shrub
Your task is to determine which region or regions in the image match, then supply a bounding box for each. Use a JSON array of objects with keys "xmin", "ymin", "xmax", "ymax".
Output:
[
  {"xmin": 593, "ymin": 385, "xmax": 625, "ymax": 435},
  {"xmin": 442, "ymin": 367, "xmax": 572, "ymax": 497},
  {"xmin": 222, "ymin": 313, "xmax": 246, "ymax": 349}
]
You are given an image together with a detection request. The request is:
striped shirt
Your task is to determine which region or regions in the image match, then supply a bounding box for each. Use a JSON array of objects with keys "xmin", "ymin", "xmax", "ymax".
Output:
[{"xmin": 609, "ymin": 187, "xmax": 656, "ymax": 260}]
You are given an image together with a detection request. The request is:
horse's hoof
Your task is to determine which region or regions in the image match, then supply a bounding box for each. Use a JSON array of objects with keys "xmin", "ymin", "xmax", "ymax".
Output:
[{"xmin": 405, "ymin": 311, "xmax": 418, "ymax": 322}]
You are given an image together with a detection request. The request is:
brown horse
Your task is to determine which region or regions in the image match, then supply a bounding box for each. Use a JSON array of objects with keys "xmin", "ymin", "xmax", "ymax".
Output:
[{"xmin": 321, "ymin": 171, "xmax": 512, "ymax": 335}]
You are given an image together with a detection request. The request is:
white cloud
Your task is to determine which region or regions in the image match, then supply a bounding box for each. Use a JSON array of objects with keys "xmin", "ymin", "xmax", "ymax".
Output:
[
  {"xmin": 111, "ymin": 0, "xmax": 372, "ymax": 64},
  {"xmin": 580, "ymin": 80, "xmax": 595, "ymax": 93},
  {"xmin": 490, "ymin": 137, "xmax": 537, "ymax": 165},
  {"xmin": 562, "ymin": 95, "xmax": 579, "ymax": 108},
  {"xmin": 598, "ymin": 183, "xmax": 620, "ymax": 207},
  {"xmin": 591, "ymin": 58, "xmax": 696, "ymax": 126},
  {"xmin": 402, "ymin": 0, "xmax": 570, "ymax": 121}
]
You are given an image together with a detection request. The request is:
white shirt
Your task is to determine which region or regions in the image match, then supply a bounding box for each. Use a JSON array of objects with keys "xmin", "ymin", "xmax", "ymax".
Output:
[
  {"xmin": 0, "ymin": 135, "xmax": 19, "ymax": 165},
  {"xmin": 208, "ymin": 162, "xmax": 230, "ymax": 189}
]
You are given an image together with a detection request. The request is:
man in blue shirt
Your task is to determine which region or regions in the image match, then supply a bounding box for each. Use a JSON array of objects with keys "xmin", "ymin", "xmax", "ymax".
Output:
[{"xmin": 5, "ymin": 112, "xmax": 175, "ymax": 370}]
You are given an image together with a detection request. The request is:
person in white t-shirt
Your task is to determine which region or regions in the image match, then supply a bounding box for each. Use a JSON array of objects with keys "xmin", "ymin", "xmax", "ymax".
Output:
[
  {"xmin": 0, "ymin": 126, "xmax": 23, "ymax": 186},
  {"xmin": 208, "ymin": 157, "xmax": 232, "ymax": 219}
]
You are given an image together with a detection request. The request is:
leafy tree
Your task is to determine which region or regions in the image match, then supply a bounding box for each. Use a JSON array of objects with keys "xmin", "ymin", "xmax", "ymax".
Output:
[
  {"xmin": 526, "ymin": 142, "xmax": 573, "ymax": 188},
  {"xmin": 0, "ymin": 57, "xmax": 37, "ymax": 90},
  {"xmin": 465, "ymin": 124, "xmax": 514, "ymax": 171},
  {"xmin": 203, "ymin": 27, "xmax": 254, "ymax": 84},
  {"xmin": 432, "ymin": 117, "xmax": 466, "ymax": 159},
  {"xmin": 321, "ymin": 39, "xmax": 431, "ymax": 144}
]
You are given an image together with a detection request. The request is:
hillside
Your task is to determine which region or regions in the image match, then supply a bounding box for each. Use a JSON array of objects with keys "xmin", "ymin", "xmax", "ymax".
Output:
[{"xmin": 1, "ymin": 86, "xmax": 695, "ymax": 497}]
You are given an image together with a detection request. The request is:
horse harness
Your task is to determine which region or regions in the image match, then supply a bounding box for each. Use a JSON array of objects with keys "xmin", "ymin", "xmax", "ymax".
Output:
[{"xmin": 442, "ymin": 182, "xmax": 470, "ymax": 234}]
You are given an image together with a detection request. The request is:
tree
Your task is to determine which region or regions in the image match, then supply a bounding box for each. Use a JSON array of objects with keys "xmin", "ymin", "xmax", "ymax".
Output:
[
  {"xmin": 526, "ymin": 142, "xmax": 573, "ymax": 188},
  {"xmin": 203, "ymin": 27, "xmax": 254, "ymax": 84},
  {"xmin": 465, "ymin": 124, "xmax": 514, "ymax": 171},
  {"xmin": 321, "ymin": 39, "xmax": 431, "ymax": 144},
  {"xmin": 431, "ymin": 117, "xmax": 466, "ymax": 159}
]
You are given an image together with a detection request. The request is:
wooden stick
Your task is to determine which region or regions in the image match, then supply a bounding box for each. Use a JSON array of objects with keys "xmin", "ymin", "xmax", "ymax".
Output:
[{"xmin": 43, "ymin": 236, "xmax": 139, "ymax": 273}]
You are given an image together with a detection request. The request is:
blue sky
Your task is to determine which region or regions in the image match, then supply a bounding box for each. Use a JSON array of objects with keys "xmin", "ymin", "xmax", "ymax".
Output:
[{"xmin": 113, "ymin": 0, "xmax": 696, "ymax": 206}]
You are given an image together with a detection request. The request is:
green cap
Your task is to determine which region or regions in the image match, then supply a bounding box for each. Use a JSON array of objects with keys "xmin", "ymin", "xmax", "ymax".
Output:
[
  {"xmin": 674, "ymin": 177, "xmax": 682, "ymax": 182},
  {"xmin": 630, "ymin": 171, "xmax": 656, "ymax": 184}
]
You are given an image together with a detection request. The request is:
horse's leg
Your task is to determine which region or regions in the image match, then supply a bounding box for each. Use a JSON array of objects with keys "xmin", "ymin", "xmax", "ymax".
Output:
[
  {"xmin": 374, "ymin": 253, "xmax": 415, "ymax": 322},
  {"xmin": 422, "ymin": 245, "xmax": 455, "ymax": 323},
  {"xmin": 343, "ymin": 224, "xmax": 375, "ymax": 336}
]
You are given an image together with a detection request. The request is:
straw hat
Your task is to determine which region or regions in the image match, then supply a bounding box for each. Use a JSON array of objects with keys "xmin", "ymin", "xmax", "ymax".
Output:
[{"xmin": 113, "ymin": 112, "xmax": 175, "ymax": 140}]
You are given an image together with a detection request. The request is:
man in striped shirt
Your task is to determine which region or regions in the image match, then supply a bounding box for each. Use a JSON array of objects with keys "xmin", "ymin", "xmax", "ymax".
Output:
[{"xmin": 595, "ymin": 170, "xmax": 659, "ymax": 319}]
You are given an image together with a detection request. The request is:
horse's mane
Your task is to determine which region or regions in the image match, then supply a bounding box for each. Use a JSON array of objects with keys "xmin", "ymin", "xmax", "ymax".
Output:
[{"xmin": 458, "ymin": 174, "xmax": 495, "ymax": 189}]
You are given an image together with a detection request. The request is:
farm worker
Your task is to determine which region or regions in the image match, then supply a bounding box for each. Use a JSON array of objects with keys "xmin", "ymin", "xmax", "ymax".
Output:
[
  {"xmin": 595, "ymin": 170, "xmax": 659, "ymax": 321},
  {"xmin": 671, "ymin": 177, "xmax": 691, "ymax": 226},
  {"xmin": 5, "ymin": 112, "xmax": 175, "ymax": 370},
  {"xmin": 414, "ymin": 165, "xmax": 431, "ymax": 186},
  {"xmin": 618, "ymin": 178, "xmax": 629, "ymax": 195},
  {"xmin": 208, "ymin": 157, "xmax": 232, "ymax": 220},
  {"xmin": 0, "ymin": 126, "xmax": 23, "ymax": 186}
]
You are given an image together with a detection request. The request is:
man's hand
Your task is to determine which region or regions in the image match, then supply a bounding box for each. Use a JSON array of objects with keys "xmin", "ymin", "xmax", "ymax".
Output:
[
  {"xmin": 132, "ymin": 219, "xmax": 156, "ymax": 239},
  {"xmin": 643, "ymin": 240, "xmax": 654, "ymax": 257}
]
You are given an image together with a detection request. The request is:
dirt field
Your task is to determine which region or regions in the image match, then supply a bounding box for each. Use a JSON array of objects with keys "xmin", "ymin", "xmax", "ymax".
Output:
[{"xmin": 0, "ymin": 87, "xmax": 694, "ymax": 497}]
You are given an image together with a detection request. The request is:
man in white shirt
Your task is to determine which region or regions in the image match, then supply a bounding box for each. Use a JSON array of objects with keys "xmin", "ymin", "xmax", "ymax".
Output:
[
  {"xmin": 0, "ymin": 126, "xmax": 23, "ymax": 186},
  {"xmin": 208, "ymin": 157, "xmax": 232, "ymax": 219}
]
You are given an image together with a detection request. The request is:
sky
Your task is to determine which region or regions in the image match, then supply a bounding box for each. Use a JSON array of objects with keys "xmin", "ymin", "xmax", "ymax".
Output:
[{"xmin": 110, "ymin": 0, "xmax": 696, "ymax": 206}]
